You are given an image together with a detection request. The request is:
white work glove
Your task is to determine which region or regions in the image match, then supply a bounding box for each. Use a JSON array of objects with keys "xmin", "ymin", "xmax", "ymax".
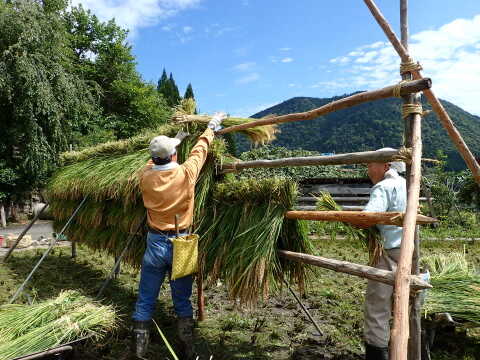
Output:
[{"xmin": 207, "ymin": 112, "xmax": 227, "ymax": 131}]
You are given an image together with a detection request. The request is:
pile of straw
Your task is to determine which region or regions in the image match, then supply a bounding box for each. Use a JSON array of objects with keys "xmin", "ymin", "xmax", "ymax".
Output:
[
  {"xmin": 0, "ymin": 290, "xmax": 117, "ymax": 359},
  {"xmin": 421, "ymin": 253, "xmax": 480, "ymax": 325},
  {"xmin": 47, "ymin": 117, "xmax": 312, "ymax": 305}
]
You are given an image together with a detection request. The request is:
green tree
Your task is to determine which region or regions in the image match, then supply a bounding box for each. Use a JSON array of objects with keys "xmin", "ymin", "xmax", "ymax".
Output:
[
  {"xmin": 64, "ymin": 4, "xmax": 170, "ymax": 139},
  {"xmin": 184, "ymin": 83, "xmax": 195, "ymax": 99},
  {"xmin": 169, "ymin": 72, "xmax": 181, "ymax": 105},
  {"xmin": 0, "ymin": 0, "xmax": 99, "ymax": 199},
  {"xmin": 157, "ymin": 69, "xmax": 181, "ymax": 107},
  {"xmin": 106, "ymin": 79, "xmax": 171, "ymax": 139}
]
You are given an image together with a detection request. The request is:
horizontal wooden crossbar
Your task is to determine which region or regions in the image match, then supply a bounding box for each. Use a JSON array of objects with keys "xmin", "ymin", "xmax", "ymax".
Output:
[
  {"xmin": 278, "ymin": 250, "xmax": 432, "ymax": 290},
  {"xmin": 298, "ymin": 196, "xmax": 430, "ymax": 203},
  {"xmin": 284, "ymin": 211, "xmax": 437, "ymax": 227},
  {"xmin": 217, "ymin": 78, "xmax": 431, "ymax": 135},
  {"xmin": 220, "ymin": 149, "xmax": 407, "ymax": 173}
]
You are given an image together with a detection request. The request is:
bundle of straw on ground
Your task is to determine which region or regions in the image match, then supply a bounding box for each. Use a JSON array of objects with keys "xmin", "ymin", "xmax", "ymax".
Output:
[
  {"xmin": 421, "ymin": 253, "xmax": 480, "ymax": 325},
  {"xmin": 0, "ymin": 290, "xmax": 117, "ymax": 360},
  {"xmin": 47, "ymin": 117, "xmax": 311, "ymax": 305},
  {"xmin": 315, "ymin": 192, "xmax": 383, "ymax": 265}
]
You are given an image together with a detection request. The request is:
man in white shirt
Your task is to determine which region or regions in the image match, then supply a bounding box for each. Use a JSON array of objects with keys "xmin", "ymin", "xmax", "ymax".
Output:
[{"xmin": 362, "ymin": 148, "xmax": 406, "ymax": 360}]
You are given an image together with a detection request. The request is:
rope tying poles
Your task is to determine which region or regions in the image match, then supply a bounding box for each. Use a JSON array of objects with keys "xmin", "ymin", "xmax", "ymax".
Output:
[
  {"xmin": 401, "ymin": 104, "xmax": 423, "ymax": 119},
  {"xmin": 400, "ymin": 58, "xmax": 423, "ymax": 74},
  {"xmin": 392, "ymin": 80, "xmax": 408, "ymax": 98}
]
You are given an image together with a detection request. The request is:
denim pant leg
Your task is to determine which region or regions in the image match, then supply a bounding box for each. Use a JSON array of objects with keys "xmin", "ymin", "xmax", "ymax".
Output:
[
  {"xmin": 132, "ymin": 233, "xmax": 170, "ymax": 321},
  {"xmin": 170, "ymin": 275, "xmax": 194, "ymax": 318}
]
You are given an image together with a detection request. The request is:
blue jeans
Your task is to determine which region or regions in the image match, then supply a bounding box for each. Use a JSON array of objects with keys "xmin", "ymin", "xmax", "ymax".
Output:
[{"xmin": 132, "ymin": 232, "xmax": 193, "ymax": 321}]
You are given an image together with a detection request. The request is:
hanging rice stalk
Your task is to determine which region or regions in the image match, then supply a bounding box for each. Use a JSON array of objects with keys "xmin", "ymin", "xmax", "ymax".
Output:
[
  {"xmin": 172, "ymin": 98, "xmax": 278, "ymax": 146},
  {"xmin": 47, "ymin": 118, "xmax": 312, "ymax": 305},
  {"xmin": 0, "ymin": 290, "xmax": 117, "ymax": 360},
  {"xmin": 200, "ymin": 177, "xmax": 314, "ymax": 306},
  {"xmin": 421, "ymin": 253, "xmax": 480, "ymax": 325},
  {"xmin": 315, "ymin": 192, "xmax": 383, "ymax": 266}
]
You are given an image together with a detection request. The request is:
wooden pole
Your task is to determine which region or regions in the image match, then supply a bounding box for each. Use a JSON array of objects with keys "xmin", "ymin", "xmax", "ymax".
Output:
[
  {"xmin": 278, "ymin": 250, "xmax": 431, "ymax": 291},
  {"xmin": 221, "ymin": 149, "xmax": 406, "ymax": 173},
  {"xmin": 0, "ymin": 204, "xmax": 6, "ymax": 228},
  {"xmin": 215, "ymin": 79, "xmax": 431, "ymax": 135},
  {"xmin": 284, "ymin": 211, "xmax": 436, "ymax": 227},
  {"xmin": 399, "ymin": 2, "xmax": 422, "ymax": 358},
  {"xmin": 197, "ymin": 264, "xmax": 206, "ymax": 321},
  {"xmin": 390, "ymin": 106, "xmax": 422, "ymax": 359},
  {"xmin": 363, "ymin": 0, "xmax": 480, "ymax": 187}
]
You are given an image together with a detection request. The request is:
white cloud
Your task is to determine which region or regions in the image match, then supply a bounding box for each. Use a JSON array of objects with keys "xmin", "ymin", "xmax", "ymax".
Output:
[
  {"xmin": 280, "ymin": 47, "xmax": 292, "ymax": 51},
  {"xmin": 281, "ymin": 57, "xmax": 293, "ymax": 63},
  {"xmin": 233, "ymin": 62, "xmax": 256, "ymax": 71},
  {"xmin": 236, "ymin": 73, "xmax": 260, "ymax": 85},
  {"xmin": 183, "ymin": 25, "xmax": 192, "ymax": 33},
  {"xmin": 71, "ymin": 0, "xmax": 201, "ymax": 36},
  {"xmin": 328, "ymin": 14, "xmax": 480, "ymax": 115}
]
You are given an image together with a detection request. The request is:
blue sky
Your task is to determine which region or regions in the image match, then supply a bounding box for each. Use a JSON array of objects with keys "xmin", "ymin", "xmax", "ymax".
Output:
[{"xmin": 73, "ymin": 0, "xmax": 480, "ymax": 116}]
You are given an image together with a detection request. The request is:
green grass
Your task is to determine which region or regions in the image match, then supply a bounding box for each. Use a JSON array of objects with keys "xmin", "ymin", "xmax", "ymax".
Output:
[{"xmin": 0, "ymin": 238, "xmax": 479, "ymax": 359}]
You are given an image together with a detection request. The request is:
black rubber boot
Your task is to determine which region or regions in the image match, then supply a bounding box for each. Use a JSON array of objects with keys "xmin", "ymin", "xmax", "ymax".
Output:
[
  {"xmin": 133, "ymin": 320, "xmax": 150, "ymax": 359},
  {"xmin": 365, "ymin": 343, "xmax": 388, "ymax": 360},
  {"xmin": 177, "ymin": 317, "xmax": 197, "ymax": 360}
]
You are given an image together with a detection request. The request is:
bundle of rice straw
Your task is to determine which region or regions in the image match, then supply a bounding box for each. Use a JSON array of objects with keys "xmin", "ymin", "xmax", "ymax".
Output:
[
  {"xmin": 200, "ymin": 177, "xmax": 314, "ymax": 306},
  {"xmin": 315, "ymin": 192, "xmax": 383, "ymax": 266},
  {"xmin": 47, "ymin": 117, "xmax": 312, "ymax": 305},
  {"xmin": 421, "ymin": 253, "xmax": 480, "ymax": 325},
  {"xmin": 172, "ymin": 98, "xmax": 278, "ymax": 146},
  {"xmin": 0, "ymin": 290, "xmax": 117, "ymax": 359}
]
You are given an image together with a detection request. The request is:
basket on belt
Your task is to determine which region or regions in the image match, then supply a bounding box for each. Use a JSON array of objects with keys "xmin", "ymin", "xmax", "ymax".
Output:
[{"xmin": 171, "ymin": 214, "xmax": 199, "ymax": 280}]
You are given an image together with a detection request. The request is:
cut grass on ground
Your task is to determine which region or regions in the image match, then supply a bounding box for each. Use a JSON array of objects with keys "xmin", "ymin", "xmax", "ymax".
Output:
[{"xmin": 0, "ymin": 238, "xmax": 479, "ymax": 359}]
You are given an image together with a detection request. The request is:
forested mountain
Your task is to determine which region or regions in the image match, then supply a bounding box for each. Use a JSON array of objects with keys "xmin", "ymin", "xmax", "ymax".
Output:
[{"xmin": 248, "ymin": 94, "xmax": 480, "ymax": 171}]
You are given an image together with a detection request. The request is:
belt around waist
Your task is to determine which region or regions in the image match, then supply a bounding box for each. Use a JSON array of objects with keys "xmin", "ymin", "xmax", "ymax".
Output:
[{"xmin": 148, "ymin": 227, "xmax": 187, "ymax": 236}]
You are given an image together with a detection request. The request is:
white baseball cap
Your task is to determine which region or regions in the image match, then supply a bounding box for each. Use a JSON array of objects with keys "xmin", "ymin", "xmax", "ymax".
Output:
[{"xmin": 149, "ymin": 136, "xmax": 181, "ymax": 159}]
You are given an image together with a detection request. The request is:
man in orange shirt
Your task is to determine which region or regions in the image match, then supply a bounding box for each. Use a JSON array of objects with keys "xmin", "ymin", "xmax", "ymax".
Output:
[{"xmin": 132, "ymin": 113, "xmax": 226, "ymax": 359}]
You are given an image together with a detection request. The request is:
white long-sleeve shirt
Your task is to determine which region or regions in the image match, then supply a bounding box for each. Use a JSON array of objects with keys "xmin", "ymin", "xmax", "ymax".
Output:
[{"xmin": 363, "ymin": 169, "xmax": 407, "ymax": 249}]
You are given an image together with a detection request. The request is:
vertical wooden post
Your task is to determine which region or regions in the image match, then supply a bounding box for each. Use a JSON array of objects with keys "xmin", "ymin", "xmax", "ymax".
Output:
[
  {"xmin": 399, "ymin": 1, "xmax": 422, "ymax": 359},
  {"xmin": 71, "ymin": 240, "xmax": 77, "ymax": 259},
  {"xmin": 197, "ymin": 265, "xmax": 205, "ymax": 321},
  {"xmin": 409, "ymin": 227, "xmax": 422, "ymax": 359},
  {"xmin": 0, "ymin": 204, "xmax": 6, "ymax": 228},
  {"xmin": 390, "ymin": 107, "xmax": 422, "ymax": 360}
]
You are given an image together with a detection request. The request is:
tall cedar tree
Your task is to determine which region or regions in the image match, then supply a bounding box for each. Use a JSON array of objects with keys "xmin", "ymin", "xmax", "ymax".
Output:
[
  {"xmin": 157, "ymin": 69, "xmax": 181, "ymax": 107},
  {"xmin": 184, "ymin": 83, "xmax": 195, "ymax": 99}
]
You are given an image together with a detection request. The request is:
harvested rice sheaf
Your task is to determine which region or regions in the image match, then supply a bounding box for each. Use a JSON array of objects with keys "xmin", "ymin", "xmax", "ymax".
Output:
[
  {"xmin": 48, "ymin": 121, "xmax": 312, "ymax": 305},
  {"xmin": 421, "ymin": 253, "xmax": 480, "ymax": 325},
  {"xmin": 0, "ymin": 290, "xmax": 117, "ymax": 360}
]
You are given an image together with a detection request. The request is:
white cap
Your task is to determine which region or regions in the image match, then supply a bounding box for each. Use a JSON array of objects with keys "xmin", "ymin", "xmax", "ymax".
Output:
[
  {"xmin": 149, "ymin": 136, "xmax": 181, "ymax": 159},
  {"xmin": 377, "ymin": 147, "xmax": 406, "ymax": 173}
]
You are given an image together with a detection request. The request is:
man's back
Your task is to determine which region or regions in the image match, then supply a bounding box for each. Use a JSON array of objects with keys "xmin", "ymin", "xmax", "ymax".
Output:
[
  {"xmin": 140, "ymin": 128, "xmax": 214, "ymax": 231},
  {"xmin": 364, "ymin": 169, "xmax": 406, "ymax": 249}
]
